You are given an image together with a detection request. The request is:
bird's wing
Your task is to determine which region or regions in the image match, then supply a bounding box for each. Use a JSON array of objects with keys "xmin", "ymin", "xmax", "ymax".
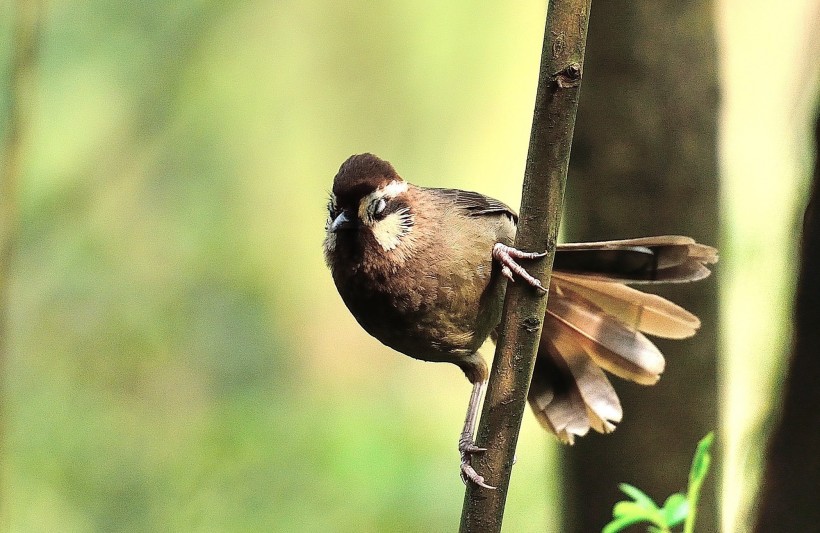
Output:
[{"xmin": 428, "ymin": 187, "xmax": 518, "ymax": 222}]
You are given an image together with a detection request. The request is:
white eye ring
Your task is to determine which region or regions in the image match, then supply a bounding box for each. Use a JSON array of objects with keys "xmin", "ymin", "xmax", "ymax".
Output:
[{"xmin": 374, "ymin": 198, "xmax": 387, "ymax": 217}]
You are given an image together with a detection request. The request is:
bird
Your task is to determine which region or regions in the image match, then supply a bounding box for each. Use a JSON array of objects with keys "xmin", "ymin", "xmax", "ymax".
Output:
[{"xmin": 323, "ymin": 153, "xmax": 717, "ymax": 489}]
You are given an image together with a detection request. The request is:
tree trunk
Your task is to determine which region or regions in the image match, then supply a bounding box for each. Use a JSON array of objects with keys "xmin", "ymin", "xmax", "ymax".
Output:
[
  {"xmin": 560, "ymin": 1, "xmax": 720, "ymax": 531},
  {"xmin": 752, "ymin": 107, "xmax": 820, "ymax": 532}
]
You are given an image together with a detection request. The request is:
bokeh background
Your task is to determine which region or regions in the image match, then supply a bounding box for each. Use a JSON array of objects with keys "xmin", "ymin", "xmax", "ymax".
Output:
[{"xmin": 1, "ymin": 1, "xmax": 819, "ymax": 531}]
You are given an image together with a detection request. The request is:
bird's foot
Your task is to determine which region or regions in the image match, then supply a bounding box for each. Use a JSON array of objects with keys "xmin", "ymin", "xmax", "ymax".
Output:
[
  {"xmin": 459, "ymin": 434, "xmax": 495, "ymax": 489},
  {"xmin": 492, "ymin": 243, "xmax": 547, "ymax": 292}
]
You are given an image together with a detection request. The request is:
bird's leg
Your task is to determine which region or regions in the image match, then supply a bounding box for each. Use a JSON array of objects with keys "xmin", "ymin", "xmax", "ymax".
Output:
[
  {"xmin": 492, "ymin": 243, "xmax": 547, "ymax": 292},
  {"xmin": 459, "ymin": 380, "xmax": 495, "ymax": 489}
]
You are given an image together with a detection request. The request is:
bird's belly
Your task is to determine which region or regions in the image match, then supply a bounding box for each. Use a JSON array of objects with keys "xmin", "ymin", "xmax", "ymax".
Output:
[{"xmin": 336, "ymin": 262, "xmax": 504, "ymax": 365}]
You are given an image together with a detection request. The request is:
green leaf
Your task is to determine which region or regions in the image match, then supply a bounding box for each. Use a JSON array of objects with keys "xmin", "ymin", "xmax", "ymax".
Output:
[
  {"xmin": 683, "ymin": 432, "xmax": 716, "ymax": 533},
  {"xmin": 612, "ymin": 501, "xmax": 655, "ymax": 520},
  {"xmin": 660, "ymin": 492, "xmax": 689, "ymax": 527},
  {"xmin": 689, "ymin": 432, "xmax": 715, "ymax": 486},
  {"xmin": 602, "ymin": 514, "xmax": 651, "ymax": 533},
  {"xmin": 618, "ymin": 483, "xmax": 661, "ymax": 513},
  {"xmin": 611, "ymin": 500, "xmax": 667, "ymax": 530}
]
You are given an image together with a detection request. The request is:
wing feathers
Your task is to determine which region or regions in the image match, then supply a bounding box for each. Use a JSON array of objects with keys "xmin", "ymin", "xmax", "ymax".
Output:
[{"xmin": 427, "ymin": 187, "xmax": 518, "ymax": 221}]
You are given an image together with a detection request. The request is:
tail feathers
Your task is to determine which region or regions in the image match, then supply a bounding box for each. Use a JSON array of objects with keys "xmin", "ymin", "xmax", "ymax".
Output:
[
  {"xmin": 546, "ymin": 288, "xmax": 665, "ymax": 384},
  {"xmin": 528, "ymin": 236, "xmax": 716, "ymax": 443},
  {"xmin": 528, "ymin": 316, "xmax": 622, "ymax": 444},
  {"xmin": 552, "ymin": 272, "xmax": 700, "ymax": 339},
  {"xmin": 554, "ymin": 235, "xmax": 718, "ymax": 284}
]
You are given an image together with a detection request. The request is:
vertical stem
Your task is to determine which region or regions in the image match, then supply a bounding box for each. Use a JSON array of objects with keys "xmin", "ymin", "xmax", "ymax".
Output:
[
  {"xmin": 1, "ymin": 0, "xmax": 43, "ymax": 523},
  {"xmin": 459, "ymin": 0, "xmax": 592, "ymax": 531}
]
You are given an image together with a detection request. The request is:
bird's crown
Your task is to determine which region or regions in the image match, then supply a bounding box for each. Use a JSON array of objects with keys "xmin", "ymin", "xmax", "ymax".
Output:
[{"xmin": 332, "ymin": 153, "xmax": 402, "ymax": 206}]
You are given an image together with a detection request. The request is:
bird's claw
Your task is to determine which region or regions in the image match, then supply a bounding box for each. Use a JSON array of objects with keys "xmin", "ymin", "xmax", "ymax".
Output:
[
  {"xmin": 461, "ymin": 460, "xmax": 495, "ymax": 490},
  {"xmin": 492, "ymin": 243, "xmax": 547, "ymax": 292},
  {"xmin": 459, "ymin": 436, "xmax": 496, "ymax": 490}
]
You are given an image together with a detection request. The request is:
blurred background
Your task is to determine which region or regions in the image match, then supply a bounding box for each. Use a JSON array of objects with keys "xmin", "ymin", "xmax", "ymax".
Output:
[{"xmin": 1, "ymin": 1, "xmax": 819, "ymax": 532}]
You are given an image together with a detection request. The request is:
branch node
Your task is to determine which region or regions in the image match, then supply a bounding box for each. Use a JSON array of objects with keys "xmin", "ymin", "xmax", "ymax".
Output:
[
  {"xmin": 553, "ymin": 62, "xmax": 583, "ymax": 88},
  {"xmin": 522, "ymin": 317, "xmax": 541, "ymax": 333}
]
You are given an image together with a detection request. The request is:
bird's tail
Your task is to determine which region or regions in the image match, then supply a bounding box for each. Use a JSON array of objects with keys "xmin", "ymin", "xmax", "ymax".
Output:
[{"xmin": 527, "ymin": 236, "xmax": 718, "ymax": 444}]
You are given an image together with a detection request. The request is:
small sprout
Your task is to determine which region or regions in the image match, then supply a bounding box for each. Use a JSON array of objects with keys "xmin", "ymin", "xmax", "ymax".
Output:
[{"xmin": 602, "ymin": 432, "xmax": 714, "ymax": 533}]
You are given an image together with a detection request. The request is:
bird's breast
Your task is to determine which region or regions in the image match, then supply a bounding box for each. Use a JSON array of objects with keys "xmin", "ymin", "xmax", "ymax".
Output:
[{"xmin": 329, "ymin": 238, "xmax": 504, "ymax": 364}]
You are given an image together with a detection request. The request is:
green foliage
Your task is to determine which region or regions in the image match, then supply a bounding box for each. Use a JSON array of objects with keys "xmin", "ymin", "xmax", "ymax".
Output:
[{"xmin": 603, "ymin": 432, "xmax": 714, "ymax": 533}]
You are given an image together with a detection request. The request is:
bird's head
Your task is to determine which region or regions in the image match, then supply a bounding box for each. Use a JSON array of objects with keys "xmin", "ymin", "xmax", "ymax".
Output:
[{"xmin": 324, "ymin": 154, "xmax": 416, "ymax": 257}]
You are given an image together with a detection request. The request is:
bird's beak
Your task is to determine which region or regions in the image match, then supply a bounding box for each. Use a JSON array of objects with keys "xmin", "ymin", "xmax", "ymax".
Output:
[{"xmin": 330, "ymin": 210, "xmax": 355, "ymax": 232}]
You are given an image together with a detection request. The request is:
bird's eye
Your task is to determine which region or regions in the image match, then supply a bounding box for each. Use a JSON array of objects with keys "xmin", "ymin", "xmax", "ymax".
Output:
[{"xmin": 373, "ymin": 198, "xmax": 387, "ymax": 219}]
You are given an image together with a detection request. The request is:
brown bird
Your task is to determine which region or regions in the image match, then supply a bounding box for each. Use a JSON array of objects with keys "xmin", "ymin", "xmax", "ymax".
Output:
[{"xmin": 323, "ymin": 153, "xmax": 717, "ymax": 489}]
